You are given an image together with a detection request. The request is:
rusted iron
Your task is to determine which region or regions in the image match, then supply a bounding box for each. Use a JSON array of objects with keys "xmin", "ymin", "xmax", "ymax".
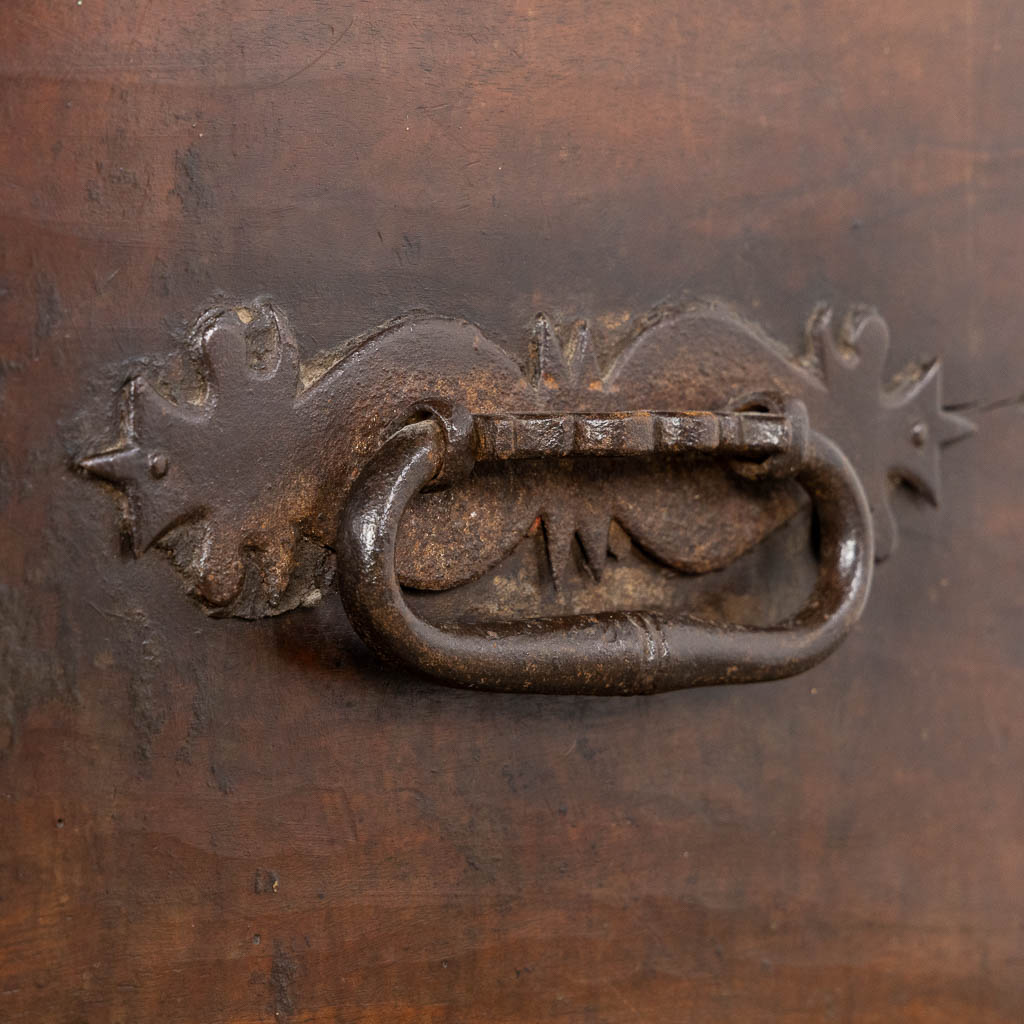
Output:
[
  {"xmin": 338, "ymin": 397, "xmax": 874, "ymax": 693},
  {"xmin": 75, "ymin": 298, "xmax": 972, "ymax": 660},
  {"xmin": 471, "ymin": 409, "xmax": 793, "ymax": 461}
]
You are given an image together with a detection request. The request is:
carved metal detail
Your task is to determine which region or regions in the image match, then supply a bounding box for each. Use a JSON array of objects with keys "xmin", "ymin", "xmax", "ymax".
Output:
[{"xmin": 76, "ymin": 298, "xmax": 972, "ymax": 621}]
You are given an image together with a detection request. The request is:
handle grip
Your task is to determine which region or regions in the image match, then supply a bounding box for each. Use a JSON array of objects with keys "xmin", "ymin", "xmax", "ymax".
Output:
[{"xmin": 337, "ymin": 400, "xmax": 873, "ymax": 695}]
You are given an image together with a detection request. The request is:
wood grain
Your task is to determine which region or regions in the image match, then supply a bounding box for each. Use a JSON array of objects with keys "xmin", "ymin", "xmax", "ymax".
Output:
[{"xmin": 2, "ymin": 1, "xmax": 1023, "ymax": 1021}]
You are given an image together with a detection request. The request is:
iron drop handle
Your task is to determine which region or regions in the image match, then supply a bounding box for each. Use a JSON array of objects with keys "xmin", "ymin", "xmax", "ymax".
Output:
[{"xmin": 337, "ymin": 398, "xmax": 874, "ymax": 695}]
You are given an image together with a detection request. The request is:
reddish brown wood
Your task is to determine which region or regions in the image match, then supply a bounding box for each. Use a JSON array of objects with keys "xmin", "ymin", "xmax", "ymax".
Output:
[{"xmin": 2, "ymin": 2, "xmax": 1023, "ymax": 1021}]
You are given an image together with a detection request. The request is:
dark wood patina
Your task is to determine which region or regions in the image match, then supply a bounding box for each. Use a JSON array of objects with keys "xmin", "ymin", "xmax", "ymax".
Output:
[{"xmin": 2, "ymin": 1, "xmax": 1023, "ymax": 1022}]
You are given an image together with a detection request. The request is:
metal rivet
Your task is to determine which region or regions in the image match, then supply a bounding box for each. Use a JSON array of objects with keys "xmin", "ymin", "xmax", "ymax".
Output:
[{"xmin": 149, "ymin": 453, "xmax": 170, "ymax": 478}]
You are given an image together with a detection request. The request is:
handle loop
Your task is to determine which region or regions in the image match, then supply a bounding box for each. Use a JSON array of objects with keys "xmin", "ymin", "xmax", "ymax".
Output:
[{"xmin": 337, "ymin": 400, "xmax": 873, "ymax": 694}]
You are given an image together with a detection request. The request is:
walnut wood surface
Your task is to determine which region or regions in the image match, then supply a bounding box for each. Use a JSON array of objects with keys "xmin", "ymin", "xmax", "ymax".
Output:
[{"xmin": 2, "ymin": 2, "xmax": 1023, "ymax": 1021}]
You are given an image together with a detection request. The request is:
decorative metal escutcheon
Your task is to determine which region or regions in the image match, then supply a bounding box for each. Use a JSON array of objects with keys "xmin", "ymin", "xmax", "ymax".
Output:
[{"xmin": 77, "ymin": 298, "xmax": 972, "ymax": 694}]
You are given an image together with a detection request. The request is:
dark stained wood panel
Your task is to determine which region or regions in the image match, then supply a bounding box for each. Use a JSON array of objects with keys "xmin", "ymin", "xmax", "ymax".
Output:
[{"xmin": 2, "ymin": 2, "xmax": 1023, "ymax": 1021}]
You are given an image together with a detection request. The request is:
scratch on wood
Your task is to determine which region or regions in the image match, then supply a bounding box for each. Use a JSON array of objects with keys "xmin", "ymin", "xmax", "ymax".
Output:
[
  {"xmin": 255, "ymin": 17, "xmax": 355, "ymax": 90},
  {"xmin": 33, "ymin": 273, "xmax": 63, "ymax": 347}
]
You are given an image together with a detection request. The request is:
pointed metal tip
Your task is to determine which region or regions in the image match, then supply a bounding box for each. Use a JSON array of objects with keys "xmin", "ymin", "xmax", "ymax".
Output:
[
  {"xmin": 938, "ymin": 408, "xmax": 977, "ymax": 446},
  {"xmin": 919, "ymin": 484, "xmax": 941, "ymax": 509},
  {"xmin": 75, "ymin": 445, "xmax": 146, "ymax": 485},
  {"xmin": 75, "ymin": 451, "xmax": 116, "ymax": 480},
  {"xmin": 576, "ymin": 520, "xmax": 611, "ymax": 582}
]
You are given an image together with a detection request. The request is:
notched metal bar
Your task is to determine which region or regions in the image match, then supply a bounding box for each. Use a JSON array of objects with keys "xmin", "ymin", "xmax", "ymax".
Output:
[{"xmin": 472, "ymin": 410, "xmax": 792, "ymax": 462}]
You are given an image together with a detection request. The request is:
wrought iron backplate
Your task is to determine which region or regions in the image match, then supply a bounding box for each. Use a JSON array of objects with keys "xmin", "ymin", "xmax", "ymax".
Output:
[{"xmin": 76, "ymin": 298, "xmax": 972, "ymax": 620}]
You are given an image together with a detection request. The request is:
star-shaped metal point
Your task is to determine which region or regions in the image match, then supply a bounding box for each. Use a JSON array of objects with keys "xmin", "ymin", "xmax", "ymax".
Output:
[{"xmin": 77, "ymin": 305, "xmax": 303, "ymax": 609}]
